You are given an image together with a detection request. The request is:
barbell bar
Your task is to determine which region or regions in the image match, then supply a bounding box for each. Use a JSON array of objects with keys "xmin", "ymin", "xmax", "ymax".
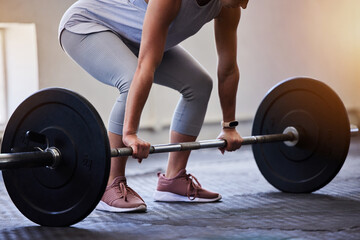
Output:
[
  {"xmin": 0, "ymin": 76, "xmax": 358, "ymax": 227},
  {"xmin": 0, "ymin": 127, "xmax": 299, "ymax": 169},
  {"xmin": 1, "ymin": 125, "xmax": 358, "ymax": 167},
  {"xmin": 112, "ymin": 127, "xmax": 299, "ymax": 157},
  {"xmin": 1, "ymin": 125, "xmax": 358, "ymax": 169},
  {"xmin": 0, "ymin": 150, "xmax": 56, "ymax": 170}
]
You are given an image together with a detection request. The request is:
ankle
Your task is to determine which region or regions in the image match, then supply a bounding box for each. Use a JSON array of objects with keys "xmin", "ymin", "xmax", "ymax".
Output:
[{"xmin": 165, "ymin": 168, "xmax": 184, "ymax": 179}]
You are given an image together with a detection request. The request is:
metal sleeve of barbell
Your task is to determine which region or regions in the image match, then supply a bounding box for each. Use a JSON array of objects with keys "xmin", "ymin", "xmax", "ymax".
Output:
[
  {"xmin": 350, "ymin": 125, "xmax": 359, "ymax": 137},
  {"xmin": 242, "ymin": 132, "xmax": 295, "ymax": 145},
  {"xmin": 111, "ymin": 133, "xmax": 295, "ymax": 157},
  {"xmin": 0, "ymin": 151, "xmax": 54, "ymax": 170}
]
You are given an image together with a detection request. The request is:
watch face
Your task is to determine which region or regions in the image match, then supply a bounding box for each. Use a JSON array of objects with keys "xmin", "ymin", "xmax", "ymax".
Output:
[{"xmin": 229, "ymin": 121, "xmax": 238, "ymax": 127}]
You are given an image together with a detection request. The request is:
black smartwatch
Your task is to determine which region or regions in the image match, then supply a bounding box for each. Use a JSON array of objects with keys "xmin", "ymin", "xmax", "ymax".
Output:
[{"xmin": 221, "ymin": 120, "xmax": 239, "ymax": 129}]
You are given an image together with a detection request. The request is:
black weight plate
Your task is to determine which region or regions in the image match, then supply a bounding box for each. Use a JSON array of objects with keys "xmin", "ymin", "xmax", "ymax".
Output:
[
  {"xmin": 1, "ymin": 88, "xmax": 110, "ymax": 226},
  {"xmin": 252, "ymin": 77, "xmax": 350, "ymax": 193}
]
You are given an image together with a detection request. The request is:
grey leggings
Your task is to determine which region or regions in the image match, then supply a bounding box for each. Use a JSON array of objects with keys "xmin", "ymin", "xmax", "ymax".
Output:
[{"xmin": 61, "ymin": 29, "xmax": 213, "ymax": 136}]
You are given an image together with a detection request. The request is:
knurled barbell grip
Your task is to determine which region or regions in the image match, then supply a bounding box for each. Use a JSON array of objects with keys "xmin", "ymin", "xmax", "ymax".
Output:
[
  {"xmin": 111, "ymin": 139, "xmax": 226, "ymax": 157},
  {"xmin": 110, "ymin": 132, "xmax": 296, "ymax": 158}
]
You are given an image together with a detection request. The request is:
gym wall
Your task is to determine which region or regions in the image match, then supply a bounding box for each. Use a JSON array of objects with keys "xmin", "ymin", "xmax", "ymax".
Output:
[{"xmin": 0, "ymin": 0, "xmax": 359, "ymax": 138}]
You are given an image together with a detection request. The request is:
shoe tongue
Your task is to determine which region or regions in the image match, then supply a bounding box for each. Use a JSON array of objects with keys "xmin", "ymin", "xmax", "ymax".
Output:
[{"xmin": 112, "ymin": 176, "xmax": 127, "ymax": 185}]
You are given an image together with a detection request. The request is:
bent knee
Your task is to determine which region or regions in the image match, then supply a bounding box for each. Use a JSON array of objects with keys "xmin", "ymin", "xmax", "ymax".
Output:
[
  {"xmin": 182, "ymin": 73, "xmax": 213, "ymax": 102},
  {"xmin": 198, "ymin": 73, "xmax": 213, "ymax": 95},
  {"xmin": 112, "ymin": 73, "xmax": 133, "ymax": 94}
]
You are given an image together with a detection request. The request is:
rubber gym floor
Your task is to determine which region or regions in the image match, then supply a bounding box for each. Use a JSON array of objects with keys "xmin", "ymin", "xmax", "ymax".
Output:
[{"xmin": 0, "ymin": 130, "xmax": 359, "ymax": 240}]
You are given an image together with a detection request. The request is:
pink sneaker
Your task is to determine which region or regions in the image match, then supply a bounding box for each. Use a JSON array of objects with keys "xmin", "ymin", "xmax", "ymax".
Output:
[
  {"xmin": 96, "ymin": 176, "xmax": 147, "ymax": 212},
  {"xmin": 153, "ymin": 169, "xmax": 222, "ymax": 202}
]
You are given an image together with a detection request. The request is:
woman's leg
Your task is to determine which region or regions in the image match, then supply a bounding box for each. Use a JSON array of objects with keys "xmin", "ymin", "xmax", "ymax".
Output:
[
  {"xmin": 154, "ymin": 46, "xmax": 213, "ymax": 178},
  {"xmin": 61, "ymin": 29, "xmax": 147, "ymax": 211},
  {"xmin": 166, "ymin": 132, "xmax": 196, "ymax": 178},
  {"xmin": 153, "ymin": 46, "xmax": 220, "ymax": 202},
  {"xmin": 61, "ymin": 30, "xmax": 138, "ymax": 184}
]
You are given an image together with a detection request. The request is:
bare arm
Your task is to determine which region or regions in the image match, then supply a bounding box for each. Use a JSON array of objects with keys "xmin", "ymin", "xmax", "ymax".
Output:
[
  {"xmin": 215, "ymin": 6, "xmax": 243, "ymax": 152},
  {"xmin": 123, "ymin": 0, "xmax": 181, "ymax": 160}
]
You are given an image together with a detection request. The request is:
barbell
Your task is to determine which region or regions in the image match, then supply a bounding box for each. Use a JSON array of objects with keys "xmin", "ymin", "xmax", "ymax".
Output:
[{"xmin": 0, "ymin": 77, "xmax": 358, "ymax": 227}]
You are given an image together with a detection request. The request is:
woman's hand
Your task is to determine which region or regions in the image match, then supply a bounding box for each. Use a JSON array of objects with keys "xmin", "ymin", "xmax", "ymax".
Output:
[
  {"xmin": 217, "ymin": 128, "xmax": 243, "ymax": 154},
  {"xmin": 122, "ymin": 134, "xmax": 151, "ymax": 163}
]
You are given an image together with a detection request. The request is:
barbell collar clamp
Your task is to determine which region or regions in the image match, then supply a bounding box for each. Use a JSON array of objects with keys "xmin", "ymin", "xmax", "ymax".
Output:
[
  {"xmin": 26, "ymin": 131, "xmax": 49, "ymax": 147},
  {"xmin": 45, "ymin": 147, "xmax": 62, "ymax": 169},
  {"xmin": 350, "ymin": 124, "xmax": 359, "ymax": 137},
  {"xmin": 283, "ymin": 126, "xmax": 300, "ymax": 147}
]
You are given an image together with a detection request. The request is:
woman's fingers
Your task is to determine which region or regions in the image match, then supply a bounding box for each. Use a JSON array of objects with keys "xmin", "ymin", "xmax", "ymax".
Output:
[
  {"xmin": 217, "ymin": 128, "xmax": 243, "ymax": 154},
  {"xmin": 123, "ymin": 134, "xmax": 151, "ymax": 162}
]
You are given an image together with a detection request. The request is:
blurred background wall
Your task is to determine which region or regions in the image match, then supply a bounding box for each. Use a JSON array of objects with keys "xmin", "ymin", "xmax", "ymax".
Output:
[{"xmin": 0, "ymin": 0, "xmax": 359, "ymax": 142}]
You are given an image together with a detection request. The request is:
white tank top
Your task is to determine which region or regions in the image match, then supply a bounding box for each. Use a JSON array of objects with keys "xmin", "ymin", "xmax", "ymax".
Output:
[{"xmin": 58, "ymin": 0, "xmax": 222, "ymax": 51}]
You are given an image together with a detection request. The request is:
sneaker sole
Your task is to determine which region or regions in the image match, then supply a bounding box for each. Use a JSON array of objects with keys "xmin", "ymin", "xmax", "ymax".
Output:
[
  {"xmin": 96, "ymin": 201, "xmax": 147, "ymax": 213},
  {"xmin": 153, "ymin": 190, "xmax": 222, "ymax": 203}
]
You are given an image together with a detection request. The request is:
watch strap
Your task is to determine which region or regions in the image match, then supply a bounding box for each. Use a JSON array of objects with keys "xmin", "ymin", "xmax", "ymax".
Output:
[{"xmin": 221, "ymin": 120, "xmax": 239, "ymax": 129}]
